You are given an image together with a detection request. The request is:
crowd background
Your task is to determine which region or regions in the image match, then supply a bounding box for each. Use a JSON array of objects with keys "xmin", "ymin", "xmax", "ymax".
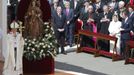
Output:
[{"xmin": 50, "ymin": 0, "xmax": 134, "ymax": 56}]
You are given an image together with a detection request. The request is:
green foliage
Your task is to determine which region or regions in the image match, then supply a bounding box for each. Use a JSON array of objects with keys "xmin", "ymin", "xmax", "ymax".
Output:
[{"xmin": 23, "ymin": 24, "xmax": 58, "ymax": 61}]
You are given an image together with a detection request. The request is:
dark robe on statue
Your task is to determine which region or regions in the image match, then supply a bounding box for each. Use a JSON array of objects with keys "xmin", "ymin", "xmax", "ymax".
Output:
[
  {"xmin": 98, "ymin": 12, "xmax": 113, "ymax": 52},
  {"xmin": 17, "ymin": 0, "xmax": 51, "ymax": 22}
]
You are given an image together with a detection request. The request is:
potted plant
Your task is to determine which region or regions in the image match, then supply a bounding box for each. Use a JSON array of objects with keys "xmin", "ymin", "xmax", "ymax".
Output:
[{"xmin": 23, "ymin": 23, "xmax": 57, "ymax": 74}]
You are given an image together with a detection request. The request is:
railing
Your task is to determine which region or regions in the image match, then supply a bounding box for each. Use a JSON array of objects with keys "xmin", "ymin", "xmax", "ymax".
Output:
[{"xmin": 76, "ymin": 30, "xmax": 121, "ymax": 61}]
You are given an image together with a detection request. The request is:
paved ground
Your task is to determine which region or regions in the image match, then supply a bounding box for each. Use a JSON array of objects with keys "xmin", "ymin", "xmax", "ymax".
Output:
[
  {"xmin": 0, "ymin": 46, "xmax": 134, "ymax": 75},
  {"xmin": 55, "ymin": 46, "xmax": 134, "ymax": 75}
]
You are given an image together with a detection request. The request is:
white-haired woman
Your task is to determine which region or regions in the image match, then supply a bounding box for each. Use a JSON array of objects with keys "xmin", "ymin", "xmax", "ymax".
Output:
[{"xmin": 108, "ymin": 14, "xmax": 121, "ymax": 55}]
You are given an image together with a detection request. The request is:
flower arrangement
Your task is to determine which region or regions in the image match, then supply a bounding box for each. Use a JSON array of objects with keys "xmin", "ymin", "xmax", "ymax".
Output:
[{"xmin": 23, "ymin": 23, "xmax": 58, "ymax": 60}]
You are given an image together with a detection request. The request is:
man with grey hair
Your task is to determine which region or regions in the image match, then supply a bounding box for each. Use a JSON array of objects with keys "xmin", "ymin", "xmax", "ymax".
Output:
[
  {"xmin": 117, "ymin": 0, "xmax": 126, "ymax": 21},
  {"xmin": 63, "ymin": 1, "xmax": 74, "ymax": 47}
]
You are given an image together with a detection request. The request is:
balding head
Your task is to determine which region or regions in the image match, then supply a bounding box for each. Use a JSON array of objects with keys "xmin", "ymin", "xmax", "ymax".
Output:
[
  {"xmin": 88, "ymin": 5, "xmax": 94, "ymax": 13},
  {"xmin": 119, "ymin": 1, "xmax": 125, "ymax": 9},
  {"xmin": 65, "ymin": 1, "xmax": 70, "ymax": 9},
  {"xmin": 103, "ymin": 5, "xmax": 109, "ymax": 12}
]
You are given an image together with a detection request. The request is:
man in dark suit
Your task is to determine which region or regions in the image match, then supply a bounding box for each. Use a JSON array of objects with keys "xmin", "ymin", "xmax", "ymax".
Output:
[
  {"xmin": 98, "ymin": 5, "xmax": 113, "ymax": 52},
  {"xmin": 93, "ymin": 0, "xmax": 105, "ymax": 13},
  {"xmin": 52, "ymin": 6, "xmax": 67, "ymax": 54},
  {"xmin": 128, "ymin": 5, "xmax": 134, "ymax": 35},
  {"xmin": 128, "ymin": 6, "xmax": 134, "ymax": 32},
  {"xmin": 120, "ymin": 11, "xmax": 133, "ymax": 58},
  {"xmin": 70, "ymin": 0, "xmax": 82, "ymax": 22},
  {"xmin": 59, "ymin": 0, "xmax": 66, "ymax": 9},
  {"xmin": 63, "ymin": 1, "xmax": 74, "ymax": 47}
]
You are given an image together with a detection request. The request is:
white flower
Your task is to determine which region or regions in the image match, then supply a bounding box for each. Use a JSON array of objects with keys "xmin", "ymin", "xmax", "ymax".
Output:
[
  {"xmin": 51, "ymin": 27, "xmax": 53, "ymax": 30},
  {"xmin": 48, "ymin": 45, "xmax": 50, "ymax": 48},
  {"xmin": 41, "ymin": 43, "xmax": 44, "ymax": 45},
  {"xmin": 32, "ymin": 48, "xmax": 35, "ymax": 51},
  {"xmin": 45, "ymin": 29, "xmax": 48, "ymax": 31},
  {"xmin": 45, "ymin": 34, "xmax": 48, "ymax": 37},
  {"xmin": 47, "ymin": 25, "xmax": 49, "ymax": 28},
  {"xmin": 32, "ymin": 41, "xmax": 35, "ymax": 44},
  {"xmin": 27, "ymin": 47, "xmax": 30, "ymax": 50},
  {"xmin": 41, "ymin": 50, "xmax": 44, "ymax": 53},
  {"xmin": 43, "ymin": 54, "xmax": 45, "ymax": 56},
  {"xmin": 42, "ymin": 39, "xmax": 45, "ymax": 41},
  {"xmin": 25, "ymin": 39, "xmax": 27, "ymax": 41},
  {"xmin": 52, "ymin": 31, "xmax": 54, "ymax": 34},
  {"xmin": 33, "ymin": 38, "xmax": 36, "ymax": 41},
  {"xmin": 29, "ymin": 44, "xmax": 31, "ymax": 46},
  {"xmin": 35, "ymin": 45, "xmax": 39, "ymax": 47},
  {"xmin": 39, "ymin": 43, "xmax": 42, "ymax": 45},
  {"xmin": 43, "ymin": 45, "xmax": 46, "ymax": 48},
  {"xmin": 50, "ymin": 43, "xmax": 52, "ymax": 45}
]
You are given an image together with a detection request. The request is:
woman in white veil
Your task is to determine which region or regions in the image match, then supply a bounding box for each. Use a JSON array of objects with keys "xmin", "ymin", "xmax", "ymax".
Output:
[{"xmin": 108, "ymin": 13, "xmax": 121, "ymax": 55}]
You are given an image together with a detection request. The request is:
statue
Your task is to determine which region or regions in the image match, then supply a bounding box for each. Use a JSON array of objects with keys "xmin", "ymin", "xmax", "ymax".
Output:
[{"xmin": 24, "ymin": 0, "xmax": 44, "ymax": 38}]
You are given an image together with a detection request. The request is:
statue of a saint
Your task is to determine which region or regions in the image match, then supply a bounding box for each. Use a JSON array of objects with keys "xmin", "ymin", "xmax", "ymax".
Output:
[{"xmin": 24, "ymin": 0, "xmax": 43, "ymax": 38}]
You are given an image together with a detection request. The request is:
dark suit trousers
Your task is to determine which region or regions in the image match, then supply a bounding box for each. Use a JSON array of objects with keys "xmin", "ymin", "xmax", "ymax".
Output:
[
  {"xmin": 121, "ymin": 39, "xmax": 128, "ymax": 58},
  {"xmin": 65, "ymin": 23, "xmax": 74, "ymax": 45},
  {"xmin": 55, "ymin": 31, "xmax": 65, "ymax": 52}
]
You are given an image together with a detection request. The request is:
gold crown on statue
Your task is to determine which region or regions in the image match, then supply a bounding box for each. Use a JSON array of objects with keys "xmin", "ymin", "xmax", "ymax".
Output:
[{"xmin": 10, "ymin": 21, "xmax": 19, "ymax": 29}]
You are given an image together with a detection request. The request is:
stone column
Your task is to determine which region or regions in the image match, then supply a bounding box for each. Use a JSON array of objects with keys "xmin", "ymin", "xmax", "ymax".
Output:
[{"xmin": 0, "ymin": 0, "xmax": 7, "ymax": 61}]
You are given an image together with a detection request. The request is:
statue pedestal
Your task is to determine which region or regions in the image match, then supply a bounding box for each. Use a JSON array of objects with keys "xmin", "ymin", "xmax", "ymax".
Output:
[{"xmin": 23, "ymin": 56, "xmax": 55, "ymax": 74}]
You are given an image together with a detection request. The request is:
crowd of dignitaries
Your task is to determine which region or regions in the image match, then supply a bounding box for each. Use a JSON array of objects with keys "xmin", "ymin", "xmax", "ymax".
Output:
[{"xmin": 51, "ymin": 0, "xmax": 134, "ymax": 57}]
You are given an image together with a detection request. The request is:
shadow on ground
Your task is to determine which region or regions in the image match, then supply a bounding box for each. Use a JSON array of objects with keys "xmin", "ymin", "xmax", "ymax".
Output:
[{"xmin": 55, "ymin": 61, "xmax": 108, "ymax": 75}]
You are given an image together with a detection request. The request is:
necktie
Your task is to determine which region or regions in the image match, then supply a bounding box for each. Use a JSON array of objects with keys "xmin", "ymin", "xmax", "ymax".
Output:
[{"xmin": 66, "ymin": 9, "xmax": 69, "ymax": 16}]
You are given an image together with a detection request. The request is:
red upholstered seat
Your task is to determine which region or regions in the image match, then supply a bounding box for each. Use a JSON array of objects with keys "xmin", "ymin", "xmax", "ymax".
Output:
[
  {"xmin": 126, "ymin": 40, "xmax": 134, "ymax": 48},
  {"xmin": 75, "ymin": 20, "xmax": 82, "ymax": 35}
]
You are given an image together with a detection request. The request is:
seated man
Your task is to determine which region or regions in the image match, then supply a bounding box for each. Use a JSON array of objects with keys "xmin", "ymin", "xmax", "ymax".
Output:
[{"xmin": 3, "ymin": 21, "xmax": 24, "ymax": 75}]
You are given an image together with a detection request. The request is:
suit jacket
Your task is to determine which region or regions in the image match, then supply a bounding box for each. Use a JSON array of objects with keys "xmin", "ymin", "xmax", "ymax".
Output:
[
  {"xmin": 93, "ymin": 2, "xmax": 105, "ymax": 13},
  {"xmin": 101, "ymin": 0, "xmax": 111, "ymax": 4},
  {"xmin": 63, "ymin": 9, "xmax": 74, "ymax": 23},
  {"xmin": 59, "ymin": 0, "xmax": 66, "ymax": 9},
  {"xmin": 121, "ymin": 18, "xmax": 133, "ymax": 40},
  {"xmin": 53, "ymin": 12, "xmax": 66, "ymax": 31},
  {"xmin": 70, "ymin": 0, "xmax": 81, "ymax": 14},
  {"xmin": 128, "ymin": 12, "xmax": 134, "ymax": 32},
  {"xmin": 70, "ymin": 1, "xmax": 82, "ymax": 23},
  {"xmin": 79, "ymin": 8, "xmax": 89, "ymax": 29}
]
